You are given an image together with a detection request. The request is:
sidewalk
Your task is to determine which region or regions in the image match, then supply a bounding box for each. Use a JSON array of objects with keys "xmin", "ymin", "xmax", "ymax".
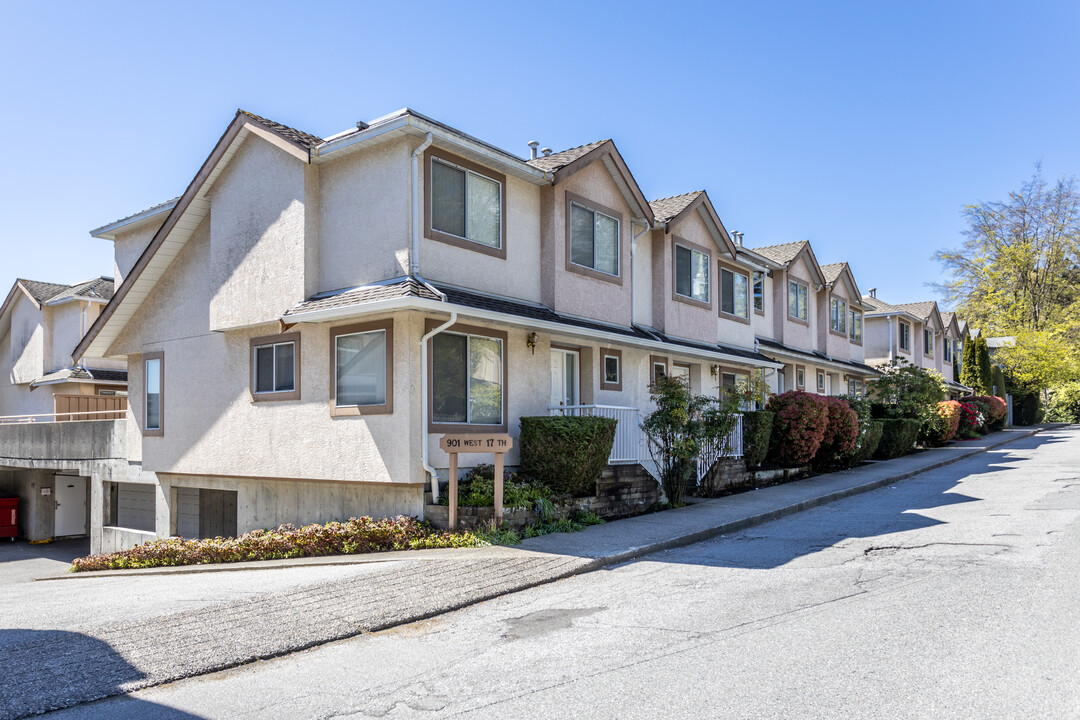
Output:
[{"xmin": 0, "ymin": 426, "xmax": 1054, "ymax": 720}]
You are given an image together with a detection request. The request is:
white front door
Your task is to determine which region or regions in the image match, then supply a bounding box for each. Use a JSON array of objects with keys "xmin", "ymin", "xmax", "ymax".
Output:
[
  {"xmin": 54, "ymin": 475, "xmax": 87, "ymax": 537},
  {"xmin": 550, "ymin": 349, "xmax": 580, "ymax": 408}
]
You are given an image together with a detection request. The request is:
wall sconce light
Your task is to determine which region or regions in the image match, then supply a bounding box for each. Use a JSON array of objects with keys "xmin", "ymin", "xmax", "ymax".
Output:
[
  {"xmin": 710, "ymin": 364, "xmax": 719, "ymax": 378},
  {"xmin": 526, "ymin": 331, "xmax": 539, "ymax": 354}
]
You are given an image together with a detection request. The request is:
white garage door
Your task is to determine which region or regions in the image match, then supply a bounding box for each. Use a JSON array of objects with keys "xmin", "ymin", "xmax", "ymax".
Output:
[{"xmin": 116, "ymin": 484, "xmax": 155, "ymax": 532}]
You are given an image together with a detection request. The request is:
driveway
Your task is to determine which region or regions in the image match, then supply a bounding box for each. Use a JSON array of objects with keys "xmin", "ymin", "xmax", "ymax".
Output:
[{"xmin": 0, "ymin": 538, "xmax": 89, "ymax": 586}]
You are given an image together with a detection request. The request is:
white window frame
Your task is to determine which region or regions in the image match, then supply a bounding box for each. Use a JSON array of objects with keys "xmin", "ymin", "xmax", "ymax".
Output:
[
  {"xmin": 788, "ymin": 280, "xmax": 808, "ymax": 321},
  {"xmin": 253, "ymin": 341, "xmax": 296, "ymax": 395},
  {"xmin": 675, "ymin": 243, "xmax": 710, "ymax": 303},
  {"xmin": 817, "ymin": 370, "xmax": 826, "ymax": 392},
  {"xmin": 603, "ymin": 354, "xmax": 620, "ymax": 385},
  {"xmin": 430, "ymin": 157, "xmax": 503, "ymax": 249},
  {"xmin": 753, "ymin": 271, "xmax": 765, "ymax": 313},
  {"xmin": 570, "ymin": 201, "xmax": 620, "ymax": 276},
  {"xmin": 830, "ymin": 297, "xmax": 847, "ymax": 334}
]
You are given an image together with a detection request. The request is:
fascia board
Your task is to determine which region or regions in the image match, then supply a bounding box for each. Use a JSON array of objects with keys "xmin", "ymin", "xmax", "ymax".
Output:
[
  {"xmin": 759, "ymin": 345, "xmax": 880, "ymax": 376},
  {"xmin": 90, "ymin": 199, "xmax": 179, "ymax": 240},
  {"xmin": 284, "ymin": 297, "xmax": 782, "ymax": 369}
]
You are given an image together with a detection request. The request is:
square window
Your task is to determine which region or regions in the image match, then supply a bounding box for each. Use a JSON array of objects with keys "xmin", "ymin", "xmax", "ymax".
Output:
[
  {"xmin": 251, "ymin": 334, "xmax": 300, "ymax": 401},
  {"xmin": 675, "ymin": 243, "xmax": 710, "ymax": 303},
  {"xmin": 570, "ymin": 201, "xmax": 619, "ymax": 276},
  {"xmin": 431, "ymin": 157, "xmax": 502, "ymax": 250}
]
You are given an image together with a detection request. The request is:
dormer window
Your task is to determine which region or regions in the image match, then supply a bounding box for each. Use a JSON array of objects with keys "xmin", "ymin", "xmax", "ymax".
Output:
[
  {"xmin": 570, "ymin": 201, "xmax": 620, "ymax": 277},
  {"xmin": 829, "ymin": 297, "xmax": 847, "ymax": 334},
  {"xmin": 674, "ymin": 242, "xmax": 710, "ymax": 304},
  {"xmin": 787, "ymin": 280, "xmax": 808, "ymax": 321}
]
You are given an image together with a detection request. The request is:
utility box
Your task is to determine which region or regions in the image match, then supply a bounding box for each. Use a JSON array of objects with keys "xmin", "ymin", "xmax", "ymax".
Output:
[{"xmin": 0, "ymin": 497, "xmax": 17, "ymax": 540}]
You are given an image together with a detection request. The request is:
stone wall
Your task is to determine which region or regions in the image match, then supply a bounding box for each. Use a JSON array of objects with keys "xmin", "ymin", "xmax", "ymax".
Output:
[{"xmin": 697, "ymin": 458, "xmax": 811, "ymax": 496}]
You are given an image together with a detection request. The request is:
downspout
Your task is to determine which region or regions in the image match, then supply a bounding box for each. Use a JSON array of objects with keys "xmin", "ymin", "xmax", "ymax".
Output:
[
  {"xmin": 630, "ymin": 221, "xmax": 652, "ymax": 327},
  {"xmin": 421, "ymin": 311, "xmax": 457, "ymax": 501},
  {"xmin": 888, "ymin": 315, "xmax": 895, "ymax": 360},
  {"xmin": 410, "ymin": 132, "xmax": 434, "ymax": 277}
]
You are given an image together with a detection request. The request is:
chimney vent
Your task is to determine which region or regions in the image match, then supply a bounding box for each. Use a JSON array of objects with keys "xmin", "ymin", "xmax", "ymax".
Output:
[
  {"xmin": 542, "ymin": 147, "xmax": 553, "ymax": 156},
  {"xmin": 869, "ymin": 288, "xmax": 877, "ymax": 298},
  {"xmin": 356, "ymin": 121, "xmax": 369, "ymax": 131},
  {"xmin": 528, "ymin": 140, "xmax": 539, "ymax": 160}
]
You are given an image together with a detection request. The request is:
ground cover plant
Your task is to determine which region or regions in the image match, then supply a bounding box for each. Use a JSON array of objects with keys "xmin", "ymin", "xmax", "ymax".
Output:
[{"xmin": 71, "ymin": 516, "xmax": 487, "ymax": 572}]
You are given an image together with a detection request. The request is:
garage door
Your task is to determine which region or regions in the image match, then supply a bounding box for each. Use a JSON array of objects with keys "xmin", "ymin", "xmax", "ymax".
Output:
[{"xmin": 116, "ymin": 484, "xmax": 155, "ymax": 532}]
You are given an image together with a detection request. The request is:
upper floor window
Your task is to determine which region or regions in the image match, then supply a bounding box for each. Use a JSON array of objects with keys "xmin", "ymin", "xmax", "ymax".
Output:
[
  {"xmin": 787, "ymin": 280, "xmax": 808, "ymax": 321},
  {"xmin": 830, "ymin": 297, "xmax": 848, "ymax": 334},
  {"xmin": 753, "ymin": 271, "xmax": 765, "ymax": 313},
  {"xmin": 570, "ymin": 201, "xmax": 619, "ymax": 277},
  {"xmin": 144, "ymin": 351, "xmax": 163, "ymax": 436},
  {"xmin": 332, "ymin": 320, "xmax": 393, "ymax": 415},
  {"xmin": 674, "ymin": 243, "xmax": 710, "ymax": 304},
  {"xmin": 924, "ymin": 328, "xmax": 934, "ymax": 357},
  {"xmin": 720, "ymin": 266, "xmax": 749, "ymax": 319},
  {"xmin": 251, "ymin": 333, "xmax": 301, "ymax": 402},
  {"xmin": 431, "ymin": 157, "xmax": 501, "ymax": 249},
  {"xmin": 944, "ymin": 337, "xmax": 952, "ymax": 363},
  {"xmin": 432, "ymin": 328, "xmax": 504, "ymax": 428},
  {"xmin": 899, "ymin": 321, "xmax": 911, "ymax": 352},
  {"xmin": 849, "ymin": 310, "xmax": 863, "ymax": 343}
]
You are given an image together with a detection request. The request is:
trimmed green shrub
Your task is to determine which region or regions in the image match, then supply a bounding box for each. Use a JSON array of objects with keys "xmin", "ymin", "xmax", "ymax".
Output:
[
  {"xmin": 70, "ymin": 516, "xmax": 484, "ymax": 572},
  {"xmin": 765, "ymin": 390, "xmax": 829, "ymax": 467},
  {"xmin": 991, "ymin": 365, "xmax": 1008, "ymax": 398},
  {"xmin": 813, "ymin": 397, "xmax": 860, "ymax": 470},
  {"xmin": 965, "ymin": 398, "xmax": 992, "ymax": 432},
  {"xmin": 923, "ymin": 400, "xmax": 962, "ymax": 446},
  {"xmin": 1013, "ymin": 392, "xmax": 1043, "ymax": 425},
  {"xmin": 875, "ymin": 418, "xmax": 921, "ymax": 459},
  {"xmin": 519, "ymin": 415, "xmax": 617, "ymax": 497},
  {"xmin": 1046, "ymin": 381, "xmax": 1080, "ymax": 423},
  {"xmin": 857, "ymin": 420, "xmax": 884, "ymax": 462},
  {"xmin": 741, "ymin": 410, "xmax": 774, "ymax": 468}
]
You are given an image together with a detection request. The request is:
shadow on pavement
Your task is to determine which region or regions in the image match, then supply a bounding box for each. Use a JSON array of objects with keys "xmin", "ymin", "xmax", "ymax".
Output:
[
  {"xmin": 0, "ymin": 629, "xmax": 206, "ymax": 720},
  {"xmin": 0, "ymin": 537, "xmax": 88, "ymax": 565}
]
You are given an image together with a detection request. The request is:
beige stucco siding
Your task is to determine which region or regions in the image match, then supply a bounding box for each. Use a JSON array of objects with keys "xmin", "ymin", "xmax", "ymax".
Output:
[
  {"xmin": 318, "ymin": 137, "xmax": 411, "ymax": 292},
  {"xmin": 658, "ymin": 211, "xmax": 729, "ymax": 345},
  {"xmin": 633, "ymin": 231, "xmax": 653, "ymax": 328},
  {"xmin": 780, "ymin": 255, "xmax": 816, "ymax": 351},
  {"xmin": 9, "ymin": 294, "xmax": 43, "ymax": 385},
  {"xmin": 44, "ymin": 303, "xmax": 82, "ymax": 371},
  {"xmin": 863, "ymin": 316, "xmax": 894, "ymax": 365},
  {"xmin": 208, "ymin": 137, "xmax": 310, "ymax": 331},
  {"xmin": 823, "ymin": 281, "xmax": 853, "ymax": 360},
  {"xmin": 540, "ymin": 162, "xmax": 636, "ymax": 327},
  {"xmin": 111, "ymin": 223, "xmax": 161, "ymax": 287}
]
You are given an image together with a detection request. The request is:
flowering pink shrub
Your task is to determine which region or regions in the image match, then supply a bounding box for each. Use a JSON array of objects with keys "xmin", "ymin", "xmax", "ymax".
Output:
[
  {"xmin": 765, "ymin": 390, "xmax": 829, "ymax": 467},
  {"xmin": 70, "ymin": 516, "xmax": 483, "ymax": 572},
  {"xmin": 964, "ymin": 395, "xmax": 1007, "ymax": 428},
  {"xmin": 957, "ymin": 402, "xmax": 982, "ymax": 436},
  {"xmin": 814, "ymin": 396, "xmax": 860, "ymax": 468}
]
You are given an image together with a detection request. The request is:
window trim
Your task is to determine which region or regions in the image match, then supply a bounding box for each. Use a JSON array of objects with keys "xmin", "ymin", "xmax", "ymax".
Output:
[
  {"xmin": 796, "ymin": 364, "xmax": 806, "ymax": 388},
  {"xmin": 787, "ymin": 277, "xmax": 810, "ymax": 325},
  {"xmin": 426, "ymin": 320, "xmax": 508, "ymax": 434},
  {"xmin": 600, "ymin": 348, "xmax": 623, "ymax": 392},
  {"xmin": 330, "ymin": 319, "xmax": 394, "ymax": 417},
  {"xmin": 849, "ymin": 309, "xmax": 863, "ymax": 345},
  {"xmin": 650, "ymin": 355, "xmax": 669, "ymax": 387},
  {"xmin": 943, "ymin": 337, "xmax": 953, "ymax": 364},
  {"xmin": 828, "ymin": 295, "xmax": 848, "ymax": 337},
  {"xmin": 249, "ymin": 332, "xmax": 301, "ymax": 402},
  {"xmin": 564, "ymin": 191, "xmax": 624, "ymax": 285},
  {"xmin": 424, "ymin": 148, "xmax": 507, "ymax": 260},
  {"xmin": 898, "ymin": 321, "xmax": 912, "ymax": 354},
  {"xmin": 671, "ymin": 236, "xmax": 712, "ymax": 308},
  {"xmin": 717, "ymin": 259, "xmax": 751, "ymax": 324},
  {"xmin": 142, "ymin": 351, "xmax": 164, "ymax": 437},
  {"xmin": 753, "ymin": 270, "xmax": 765, "ymax": 316},
  {"xmin": 923, "ymin": 328, "xmax": 935, "ymax": 358},
  {"xmin": 817, "ymin": 370, "xmax": 826, "ymax": 392}
]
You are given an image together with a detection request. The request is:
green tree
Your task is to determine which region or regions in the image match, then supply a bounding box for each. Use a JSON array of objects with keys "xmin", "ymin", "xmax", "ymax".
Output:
[
  {"xmin": 991, "ymin": 365, "xmax": 1007, "ymax": 398},
  {"xmin": 961, "ymin": 335, "xmax": 986, "ymax": 393},
  {"xmin": 976, "ymin": 335, "xmax": 993, "ymax": 395},
  {"xmin": 993, "ymin": 330, "xmax": 1080, "ymax": 396},
  {"xmin": 870, "ymin": 357, "xmax": 947, "ymax": 431}
]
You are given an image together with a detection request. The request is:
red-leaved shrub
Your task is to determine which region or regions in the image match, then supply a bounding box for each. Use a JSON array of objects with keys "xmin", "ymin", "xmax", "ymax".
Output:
[
  {"xmin": 765, "ymin": 390, "xmax": 829, "ymax": 467},
  {"xmin": 813, "ymin": 396, "xmax": 860, "ymax": 469}
]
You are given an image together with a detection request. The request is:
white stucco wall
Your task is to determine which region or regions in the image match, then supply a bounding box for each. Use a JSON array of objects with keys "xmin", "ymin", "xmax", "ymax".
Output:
[
  {"xmin": 863, "ymin": 316, "xmax": 894, "ymax": 365},
  {"xmin": 658, "ymin": 211, "xmax": 730, "ymax": 345},
  {"xmin": 9, "ymin": 294, "xmax": 43, "ymax": 385},
  {"xmin": 111, "ymin": 223, "xmax": 161, "ymax": 287}
]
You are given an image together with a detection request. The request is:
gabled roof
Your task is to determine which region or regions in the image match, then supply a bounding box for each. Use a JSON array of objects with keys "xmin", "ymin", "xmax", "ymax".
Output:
[
  {"xmin": 749, "ymin": 241, "xmax": 825, "ymax": 285},
  {"xmin": 91, "ymin": 197, "xmax": 180, "ymax": 240},
  {"xmin": 861, "ymin": 294, "xmax": 900, "ymax": 313},
  {"xmin": 18, "ymin": 279, "xmax": 73, "ymax": 306},
  {"xmin": 44, "ymin": 277, "xmax": 114, "ymax": 305},
  {"xmin": 820, "ymin": 263, "xmax": 845, "ymax": 284},
  {"xmin": 527, "ymin": 140, "xmax": 608, "ymax": 172},
  {"xmin": 819, "ymin": 262, "xmax": 867, "ymax": 308},
  {"xmin": 29, "ymin": 366, "xmax": 128, "ymax": 389},
  {"xmin": 237, "ymin": 110, "xmax": 323, "ymax": 148},
  {"xmin": 894, "ymin": 301, "xmax": 936, "ymax": 321},
  {"xmin": 649, "ymin": 190, "xmax": 737, "ymax": 259}
]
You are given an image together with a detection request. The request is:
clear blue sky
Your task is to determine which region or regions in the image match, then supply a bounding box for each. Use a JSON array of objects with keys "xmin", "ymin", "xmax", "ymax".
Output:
[{"xmin": 2, "ymin": 1, "xmax": 1077, "ymax": 307}]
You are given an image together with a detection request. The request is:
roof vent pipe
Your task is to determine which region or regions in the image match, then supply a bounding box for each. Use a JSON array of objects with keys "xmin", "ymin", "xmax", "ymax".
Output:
[
  {"xmin": 732, "ymin": 230, "xmax": 744, "ymax": 246},
  {"xmin": 528, "ymin": 141, "xmax": 539, "ymax": 160},
  {"xmin": 869, "ymin": 288, "xmax": 877, "ymax": 298},
  {"xmin": 542, "ymin": 148, "xmax": 552, "ymax": 156}
]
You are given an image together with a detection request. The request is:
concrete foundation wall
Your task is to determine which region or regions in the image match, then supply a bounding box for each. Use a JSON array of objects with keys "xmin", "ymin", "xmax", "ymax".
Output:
[{"xmin": 100, "ymin": 526, "xmax": 157, "ymax": 554}]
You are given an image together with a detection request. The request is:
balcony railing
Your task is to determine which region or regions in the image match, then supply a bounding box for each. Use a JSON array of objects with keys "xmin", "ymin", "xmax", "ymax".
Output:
[
  {"xmin": 696, "ymin": 413, "xmax": 744, "ymax": 483},
  {"xmin": 547, "ymin": 404, "xmax": 640, "ymax": 463}
]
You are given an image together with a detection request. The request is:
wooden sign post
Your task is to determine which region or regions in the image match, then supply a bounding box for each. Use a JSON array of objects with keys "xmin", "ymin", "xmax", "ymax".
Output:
[{"xmin": 439, "ymin": 433, "xmax": 513, "ymax": 530}]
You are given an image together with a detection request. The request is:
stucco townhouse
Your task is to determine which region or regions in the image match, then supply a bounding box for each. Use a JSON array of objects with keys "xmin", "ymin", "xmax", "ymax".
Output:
[
  {"xmin": 861, "ymin": 293, "xmax": 969, "ymax": 398},
  {"xmin": 0, "ymin": 276, "xmax": 127, "ymax": 541},
  {"xmin": 737, "ymin": 241, "xmax": 879, "ymax": 397},
  {"xmin": 72, "ymin": 108, "xmax": 795, "ymax": 553}
]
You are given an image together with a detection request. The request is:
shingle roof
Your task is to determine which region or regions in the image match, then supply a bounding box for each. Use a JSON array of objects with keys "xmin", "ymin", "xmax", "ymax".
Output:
[
  {"xmin": 749, "ymin": 241, "xmax": 808, "ymax": 266},
  {"xmin": 30, "ymin": 366, "xmax": 128, "ymax": 387},
  {"xmin": 17, "ymin": 277, "xmax": 114, "ymax": 306},
  {"xmin": 940, "ymin": 311, "xmax": 956, "ymax": 327},
  {"xmin": 861, "ymin": 295, "xmax": 901, "ymax": 313},
  {"xmin": 96, "ymin": 197, "xmax": 181, "ymax": 232},
  {"xmin": 820, "ymin": 262, "xmax": 846, "ymax": 283},
  {"xmin": 649, "ymin": 191, "xmax": 703, "ymax": 224},
  {"xmin": 756, "ymin": 336, "xmax": 881, "ymax": 376},
  {"xmin": 526, "ymin": 140, "xmax": 607, "ymax": 172},
  {"xmin": 285, "ymin": 278, "xmax": 440, "ymax": 316},
  {"xmin": 239, "ymin": 110, "xmax": 324, "ymax": 149},
  {"xmin": 894, "ymin": 301, "xmax": 937, "ymax": 321}
]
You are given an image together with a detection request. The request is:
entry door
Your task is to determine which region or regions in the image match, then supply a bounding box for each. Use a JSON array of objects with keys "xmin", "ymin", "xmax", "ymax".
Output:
[
  {"xmin": 550, "ymin": 349, "xmax": 580, "ymax": 408},
  {"xmin": 54, "ymin": 475, "xmax": 87, "ymax": 537}
]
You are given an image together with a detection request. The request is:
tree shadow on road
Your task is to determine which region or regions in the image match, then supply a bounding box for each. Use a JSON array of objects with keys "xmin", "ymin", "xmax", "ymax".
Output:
[{"xmin": 0, "ymin": 629, "xmax": 207, "ymax": 720}]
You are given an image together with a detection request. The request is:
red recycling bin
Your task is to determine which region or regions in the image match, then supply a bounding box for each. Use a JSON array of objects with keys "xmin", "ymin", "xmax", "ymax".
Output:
[{"xmin": 0, "ymin": 497, "xmax": 17, "ymax": 540}]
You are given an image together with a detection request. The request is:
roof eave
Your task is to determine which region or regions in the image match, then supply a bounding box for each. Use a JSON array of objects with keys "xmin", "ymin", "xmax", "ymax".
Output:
[{"xmin": 90, "ymin": 199, "xmax": 179, "ymax": 240}]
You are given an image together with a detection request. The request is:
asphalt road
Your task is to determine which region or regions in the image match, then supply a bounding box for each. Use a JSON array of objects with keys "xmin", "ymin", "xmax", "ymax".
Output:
[{"xmin": 43, "ymin": 427, "xmax": 1080, "ymax": 719}]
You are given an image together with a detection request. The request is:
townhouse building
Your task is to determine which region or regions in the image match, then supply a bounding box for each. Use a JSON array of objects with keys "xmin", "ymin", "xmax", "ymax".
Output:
[{"xmin": 72, "ymin": 109, "xmax": 797, "ymax": 553}]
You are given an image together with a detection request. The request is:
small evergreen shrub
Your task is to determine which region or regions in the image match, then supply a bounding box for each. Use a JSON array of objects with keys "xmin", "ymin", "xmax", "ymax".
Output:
[
  {"xmin": 437, "ymin": 464, "xmax": 555, "ymax": 517},
  {"xmin": 1046, "ymin": 382, "xmax": 1080, "ymax": 423},
  {"xmin": 857, "ymin": 420, "xmax": 884, "ymax": 462},
  {"xmin": 813, "ymin": 397, "xmax": 860, "ymax": 470},
  {"xmin": 740, "ymin": 410, "xmax": 774, "ymax": 468},
  {"xmin": 519, "ymin": 416, "xmax": 617, "ymax": 497},
  {"xmin": 875, "ymin": 418, "xmax": 921, "ymax": 459},
  {"xmin": 765, "ymin": 391, "xmax": 829, "ymax": 467}
]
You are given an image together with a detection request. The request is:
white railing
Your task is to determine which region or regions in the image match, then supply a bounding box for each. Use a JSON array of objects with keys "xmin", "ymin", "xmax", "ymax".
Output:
[
  {"xmin": 547, "ymin": 404, "xmax": 641, "ymax": 464},
  {"xmin": 696, "ymin": 413, "xmax": 744, "ymax": 484},
  {"xmin": 0, "ymin": 408, "xmax": 130, "ymax": 425}
]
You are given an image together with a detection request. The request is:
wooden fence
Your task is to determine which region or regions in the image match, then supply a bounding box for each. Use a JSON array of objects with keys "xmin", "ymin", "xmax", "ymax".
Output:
[{"xmin": 53, "ymin": 394, "xmax": 128, "ymax": 421}]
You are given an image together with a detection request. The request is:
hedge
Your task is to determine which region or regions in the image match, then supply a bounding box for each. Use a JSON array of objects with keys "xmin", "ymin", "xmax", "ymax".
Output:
[
  {"xmin": 813, "ymin": 397, "xmax": 860, "ymax": 470},
  {"xmin": 924, "ymin": 400, "xmax": 962, "ymax": 446},
  {"xmin": 857, "ymin": 420, "xmax": 884, "ymax": 462},
  {"xmin": 765, "ymin": 391, "xmax": 829, "ymax": 467},
  {"xmin": 740, "ymin": 410, "xmax": 774, "ymax": 468},
  {"xmin": 519, "ymin": 415, "xmax": 617, "ymax": 497},
  {"xmin": 875, "ymin": 418, "xmax": 921, "ymax": 459}
]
